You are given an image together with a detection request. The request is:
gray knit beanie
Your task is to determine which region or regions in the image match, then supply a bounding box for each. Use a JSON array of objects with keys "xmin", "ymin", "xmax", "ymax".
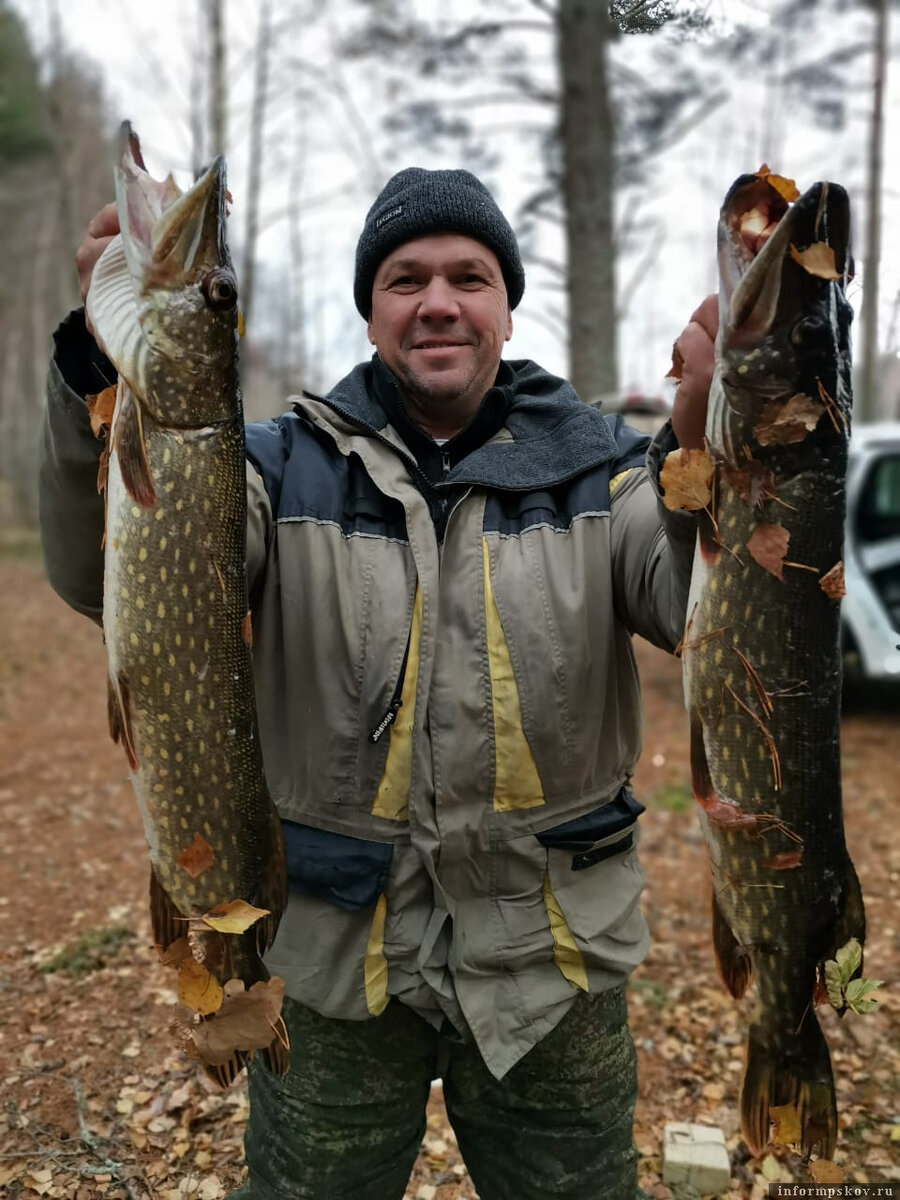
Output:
[{"xmin": 354, "ymin": 167, "xmax": 525, "ymax": 318}]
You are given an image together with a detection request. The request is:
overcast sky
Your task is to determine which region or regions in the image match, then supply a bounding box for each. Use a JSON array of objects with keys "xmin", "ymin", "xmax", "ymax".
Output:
[{"xmin": 11, "ymin": 0, "xmax": 900, "ymax": 404}]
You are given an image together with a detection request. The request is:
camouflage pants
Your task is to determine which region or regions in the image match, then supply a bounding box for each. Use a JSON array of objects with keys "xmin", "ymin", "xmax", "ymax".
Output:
[{"xmin": 230, "ymin": 987, "xmax": 643, "ymax": 1200}]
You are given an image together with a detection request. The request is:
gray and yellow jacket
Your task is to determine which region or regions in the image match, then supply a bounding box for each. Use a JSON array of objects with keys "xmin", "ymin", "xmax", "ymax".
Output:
[{"xmin": 40, "ymin": 312, "xmax": 697, "ymax": 1080}]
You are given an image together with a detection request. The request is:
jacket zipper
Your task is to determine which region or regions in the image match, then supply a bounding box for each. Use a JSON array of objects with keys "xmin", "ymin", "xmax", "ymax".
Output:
[{"xmin": 368, "ymin": 633, "xmax": 411, "ymax": 744}]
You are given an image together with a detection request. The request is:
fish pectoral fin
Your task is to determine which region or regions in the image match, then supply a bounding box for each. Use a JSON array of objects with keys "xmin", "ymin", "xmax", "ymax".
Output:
[
  {"xmin": 112, "ymin": 383, "xmax": 157, "ymax": 508},
  {"xmin": 107, "ymin": 673, "xmax": 138, "ymax": 770},
  {"xmin": 149, "ymin": 867, "xmax": 187, "ymax": 952},
  {"xmin": 741, "ymin": 1019, "xmax": 836, "ymax": 1160},
  {"xmin": 712, "ymin": 891, "xmax": 752, "ymax": 998}
]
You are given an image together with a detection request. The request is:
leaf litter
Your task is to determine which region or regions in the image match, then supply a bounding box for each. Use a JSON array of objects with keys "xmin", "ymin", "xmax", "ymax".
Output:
[{"xmin": 1, "ymin": 561, "xmax": 897, "ymax": 1197}]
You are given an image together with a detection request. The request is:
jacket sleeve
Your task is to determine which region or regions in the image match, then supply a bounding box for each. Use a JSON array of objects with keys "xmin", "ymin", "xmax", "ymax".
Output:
[
  {"xmin": 39, "ymin": 310, "xmax": 275, "ymax": 622},
  {"xmin": 38, "ymin": 311, "xmax": 109, "ymax": 621},
  {"xmin": 608, "ymin": 417, "xmax": 699, "ymax": 653}
]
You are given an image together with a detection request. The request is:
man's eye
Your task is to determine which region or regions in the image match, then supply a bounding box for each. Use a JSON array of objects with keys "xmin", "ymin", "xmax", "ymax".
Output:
[
  {"xmin": 389, "ymin": 275, "xmax": 418, "ymax": 288},
  {"xmin": 460, "ymin": 274, "xmax": 486, "ymax": 286}
]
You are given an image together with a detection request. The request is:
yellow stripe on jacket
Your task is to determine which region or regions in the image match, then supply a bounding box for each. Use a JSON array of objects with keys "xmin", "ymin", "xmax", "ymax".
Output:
[{"xmin": 482, "ymin": 538, "xmax": 544, "ymax": 811}]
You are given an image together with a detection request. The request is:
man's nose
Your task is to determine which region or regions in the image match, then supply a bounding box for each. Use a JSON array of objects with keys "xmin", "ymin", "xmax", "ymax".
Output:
[{"xmin": 417, "ymin": 276, "xmax": 459, "ymax": 319}]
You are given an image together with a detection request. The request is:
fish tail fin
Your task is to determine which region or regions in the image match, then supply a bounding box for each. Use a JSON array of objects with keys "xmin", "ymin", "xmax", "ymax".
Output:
[
  {"xmin": 741, "ymin": 1019, "xmax": 836, "ymax": 1159},
  {"xmin": 262, "ymin": 1013, "xmax": 291, "ymax": 1075},
  {"xmin": 711, "ymin": 890, "xmax": 752, "ymax": 998},
  {"xmin": 834, "ymin": 855, "xmax": 866, "ymax": 963},
  {"xmin": 203, "ymin": 1050, "xmax": 251, "ymax": 1089}
]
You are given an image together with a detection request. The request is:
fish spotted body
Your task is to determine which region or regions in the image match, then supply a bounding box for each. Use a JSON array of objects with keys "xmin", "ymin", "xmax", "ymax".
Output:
[
  {"xmin": 87, "ymin": 124, "xmax": 288, "ymax": 1085},
  {"xmin": 679, "ymin": 174, "xmax": 864, "ymax": 1158}
]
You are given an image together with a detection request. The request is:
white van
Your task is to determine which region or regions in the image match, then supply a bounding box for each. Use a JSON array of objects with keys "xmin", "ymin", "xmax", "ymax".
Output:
[{"xmin": 843, "ymin": 422, "xmax": 900, "ymax": 682}]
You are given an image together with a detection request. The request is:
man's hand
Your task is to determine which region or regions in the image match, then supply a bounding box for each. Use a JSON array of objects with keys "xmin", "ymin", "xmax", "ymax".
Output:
[
  {"xmin": 75, "ymin": 203, "xmax": 119, "ymax": 334},
  {"xmin": 670, "ymin": 294, "xmax": 717, "ymax": 450}
]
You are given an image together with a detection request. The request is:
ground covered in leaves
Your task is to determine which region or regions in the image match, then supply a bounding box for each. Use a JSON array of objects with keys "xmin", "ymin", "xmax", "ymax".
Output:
[{"xmin": 0, "ymin": 555, "xmax": 897, "ymax": 1199}]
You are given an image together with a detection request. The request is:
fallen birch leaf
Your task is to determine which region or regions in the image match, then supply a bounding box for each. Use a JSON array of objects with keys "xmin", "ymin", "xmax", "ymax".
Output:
[
  {"xmin": 177, "ymin": 831, "xmax": 215, "ymax": 878},
  {"xmin": 747, "ymin": 523, "xmax": 790, "ymax": 581},
  {"xmin": 191, "ymin": 977, "xmax": 286, "ymax": 1065},
  {"xmin": 86, "ymin": 385, "xmax": 117, "ymax": 439},
  {"xmin": 754, "ymin": 393, "xmax": 825, "ymax": 446},
  {"xmin": 201, "ymin": 899, "xmax": 270, "ymax": 935},
  {"xmin": 660, "ymin": 448, "xmax": 714, "ymax": 511},
  {"xmin": 755, "ymin": 164, "xmax": 800, "ymax": 203},
  {"xmin": 770, "ymin": 1102, "xmax": 802, "ymax": 1146},
  {"xmin": 790, "ymin": 242, "xmax": 841, "ymax": 281},
  {"xmin": 721, "ymin": 460, "xmax": 775, "ymax": 507},
  {"xmin": 819, "ymin": 562, "xmax": 845, "ymax": 601},
  {"xmin": 809, "ymin": 1159, "xmax": 845, "ymax": 1183},
  {"xmin": 177, "ymin": 958, "xmax": 224, "ymax": 1016}
]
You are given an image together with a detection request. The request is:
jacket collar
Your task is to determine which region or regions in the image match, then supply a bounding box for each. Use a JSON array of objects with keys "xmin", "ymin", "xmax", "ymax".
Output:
[{"xmin": 302, "ymin": 354, "xmax": 619, "ymax": 492}]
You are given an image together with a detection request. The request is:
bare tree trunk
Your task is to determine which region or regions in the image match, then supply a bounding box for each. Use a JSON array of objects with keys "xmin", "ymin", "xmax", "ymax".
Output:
[
  {"xmin": 557, "ymin": 0, "xmax": 618, "ymax": 400},
  {"xmin": 46, "ymin": 0, "xmax": 79, "ymax": 316},
  {"xmin": 858, "ymin": 0, "xmax": 888, "ymax": 424},
  {"xmin": 208, "ymin": 0, "xmax": 227, "ymax": 157},
  {"xmin": 241, "ymin": 0, "xmax": 272, "ymax": 326},
  {"xmin": 190, "ymin": 0, "xmax": 206, "ymax": 178}
]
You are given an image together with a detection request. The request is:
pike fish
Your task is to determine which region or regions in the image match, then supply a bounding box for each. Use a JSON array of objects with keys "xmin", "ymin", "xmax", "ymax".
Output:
[
  {"xmin": 86, "ymin": 123, "xmax": 288, "ymax": 1086},
  {"xmin": 679, "ymin": 173, "xmax": 864, "ymax": 1158}
]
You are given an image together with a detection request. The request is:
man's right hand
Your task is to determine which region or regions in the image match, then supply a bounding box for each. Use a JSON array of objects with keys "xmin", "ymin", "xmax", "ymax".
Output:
[{"xmin": 75, "ymin": 203, "xmax": 119, "ymax": 334}]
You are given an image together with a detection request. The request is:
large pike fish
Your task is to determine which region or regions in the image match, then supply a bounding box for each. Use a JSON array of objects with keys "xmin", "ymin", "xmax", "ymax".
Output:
[
  {"xmin": 86, "ymin": 123, "xmax": 288, "ymax": 1086},
  {"xmin": 674, "ymin": 172, "xmax": 864, "ymax": 1158}
]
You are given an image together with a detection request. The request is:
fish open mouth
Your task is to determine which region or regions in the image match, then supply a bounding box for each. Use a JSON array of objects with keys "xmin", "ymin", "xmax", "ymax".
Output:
[{"xmin": 719, "ymin": 173, "xmax": 851, "ymax": 349}]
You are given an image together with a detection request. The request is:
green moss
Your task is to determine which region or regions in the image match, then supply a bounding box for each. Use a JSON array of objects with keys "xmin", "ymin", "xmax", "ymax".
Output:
[{"xmin": 38, "ymin": 925, "xmax": 134, "ymax": 977}]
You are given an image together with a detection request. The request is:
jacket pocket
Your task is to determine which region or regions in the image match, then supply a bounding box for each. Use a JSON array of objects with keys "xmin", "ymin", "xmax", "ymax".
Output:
[
  {"xmin": 536, "ymin": 787, "xmax": 645, "ymax": 870},
  {"xmin": 282, "ymin": 821, "xmax": 393, "ymax": 911}
]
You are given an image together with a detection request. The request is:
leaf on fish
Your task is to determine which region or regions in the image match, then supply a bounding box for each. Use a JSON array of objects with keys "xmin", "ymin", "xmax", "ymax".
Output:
[
  {"xmin": 823, "ymin": 937, "xmax": 883, "ymax": 1014},
  {"xmin": 761, "ymin": 850, "xmax": 803, "ymax": 870},
  {"xmin": 819, "ymin": 562, "xmax": 845, "ymax": 601},
  {"xmin": 808, "ymin": 1159, "xmax": 845, "ymax": 1184},
  {"xmin": 769, "ymin": 1102, "xmax": 802, "ymax": 1147},
  {"xmin": 201, "ymin": 899, "xmax": 271, "ymax": 935},
  {"xmin": 753, "ymin": 393, "xmax": 825, "ymax": 446},
  {"xmin": 746, "ymin": 522, "xmax": 790, "ymax": 581},
  {"xmin": 177, "ymin": 957, "xmax": 224, "ymax": 1016},
  {"xmin": 190, "ymin": 976, "xmax": 286, "ymax": 1065},
  {"xmin": 176, "ymin": 832, "xmax": 216, "ymax": 879},
  {"xmin": 666, "ymin": 341, "xmax": 684, "ymax": 381},
  {"xmin": 156, "ymin": 935, "xmax": 192, "ymax": 967},
  {"xmin": 660, "ymin": 448, "xmax": 714, "ymax": 511},
  {"xmin": 721, "ymin": 460, "xmax": 775, "ymax": 507},
  {"xmin": 754, "ymin": 163, "xmax": 800, "ymax": 203},
  {"xmin": 86, "ymin": 385, "xmax": 117, "ymax": 440},
  {"xmin": 790, "ymin": 242, "xmax": 841, "ymax": 281}
]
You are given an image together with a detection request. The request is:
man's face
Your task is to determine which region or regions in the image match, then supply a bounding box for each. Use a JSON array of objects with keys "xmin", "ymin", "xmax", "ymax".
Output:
[{"xmin": 367, "ymin": 234, "xmax": 513, "ymax": 438}]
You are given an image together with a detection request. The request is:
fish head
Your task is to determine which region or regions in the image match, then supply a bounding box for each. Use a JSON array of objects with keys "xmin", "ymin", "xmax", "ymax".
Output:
[
  {"xmin": 708, "ymin": 174, "xmax": 853, "ymax": 461},
  {"xmin": 90, "ymin": 123, "xmax": 239, "ymax": 429}
]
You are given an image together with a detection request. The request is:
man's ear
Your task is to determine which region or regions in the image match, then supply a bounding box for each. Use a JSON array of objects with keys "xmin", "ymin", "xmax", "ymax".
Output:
[
  {"xmin": 505, "ymin": 307, "xmax": 513, "ymax": 342},
  {"xmin": 367, "ymin": 320, "xmax": 376, "ymax": 347}
]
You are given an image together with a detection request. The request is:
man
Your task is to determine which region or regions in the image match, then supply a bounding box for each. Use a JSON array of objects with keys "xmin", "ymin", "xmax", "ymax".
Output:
[{"xmin": 40, "ymin": 167, "xmax": 716, "ymax": 1199}]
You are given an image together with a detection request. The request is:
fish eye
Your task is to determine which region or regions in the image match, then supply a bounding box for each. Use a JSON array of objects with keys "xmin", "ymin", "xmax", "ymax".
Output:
[
  {"xmin": 203, "ymin": 270, "xmax": 238, "ymax": 310},
  {"xmin": 790, "ymin": 315, "xmax": 826, "ymax": 347}
]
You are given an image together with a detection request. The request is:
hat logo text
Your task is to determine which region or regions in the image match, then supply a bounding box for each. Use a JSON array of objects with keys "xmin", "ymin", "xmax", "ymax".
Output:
[{"xmin": 375, "ymin": 205, "xmax": 404, "ymax": 229}]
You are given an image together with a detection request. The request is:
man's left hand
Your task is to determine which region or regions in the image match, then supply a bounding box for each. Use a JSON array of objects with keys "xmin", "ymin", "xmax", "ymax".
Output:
[{"xmin": 671, "ymin": 294, "xmax": 717, "ymax": 450}]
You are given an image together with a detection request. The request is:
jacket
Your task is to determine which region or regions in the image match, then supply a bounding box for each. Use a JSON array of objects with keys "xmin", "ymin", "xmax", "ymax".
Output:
[{"xmin": 39, "ymin": 311, "xmax": 697, "ymax": 1079}]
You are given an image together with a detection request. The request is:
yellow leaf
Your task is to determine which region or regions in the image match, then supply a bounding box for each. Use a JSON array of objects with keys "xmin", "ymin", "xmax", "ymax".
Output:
[
  {"xmin": 770, "ymin": 1103, "xmax": 802, "ymax": 1146},
  {"xmin": 201, "ymin": 899, "xmax": 270, "ymax": 935},
  {"xmin": 761, "ymin": 1153, "xmax": 782, "ymax": 1181},
  {"xmin": 177, "ymin": 958, "xmax": 224, "ymax": 1016},
  {"xmin": 754, "ymin": 164, "xmax": 800, "ymax": 203},
  {"xmin": 660, "ymin": 447, "xmax": 714, "ymax": 511},
  {"xmin": 754, "ymin": 392, "xmax": 825, "ymax": 446},
  {"xmin": 809, "ymin": 1159, "xmax": 845, "ymax": 1183},
  {"xmin": 790, "ymin": 242, "xmax": 841, "ymax": 280}
]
